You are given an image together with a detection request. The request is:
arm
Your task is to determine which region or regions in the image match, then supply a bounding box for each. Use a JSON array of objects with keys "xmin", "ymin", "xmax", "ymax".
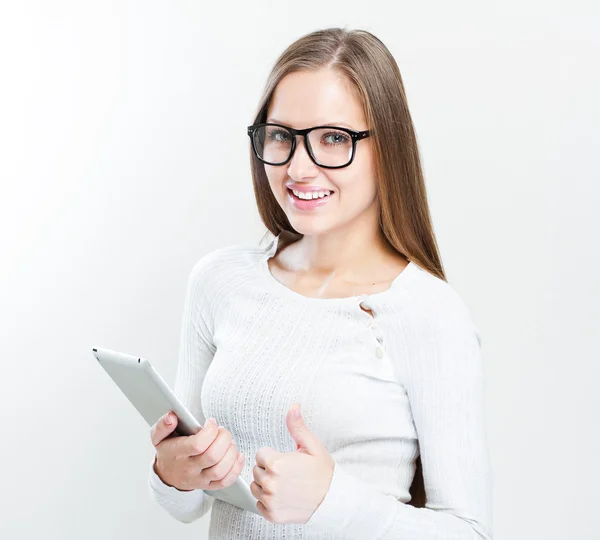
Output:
[
  {"xmin": 305, "ymin": 292, "xmax": 493, "ymax": 539},
  {"xmin": 147, "ymin": 257, "xmax": 218, "ymax": 523}
]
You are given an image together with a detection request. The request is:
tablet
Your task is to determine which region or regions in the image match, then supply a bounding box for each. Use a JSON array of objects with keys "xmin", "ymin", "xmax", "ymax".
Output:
[{"xmin": 92, "ymin": 347, "xmax": 259, "ymax": 515}]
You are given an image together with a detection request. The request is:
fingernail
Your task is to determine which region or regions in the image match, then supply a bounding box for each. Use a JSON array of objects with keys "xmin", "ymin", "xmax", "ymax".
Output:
[
  {"xmin": 165, "ymin": 413, "xmax": 173, "ymax": 424},
  {"xmin": 208, "ymin": 417, "xmax": 216, "ymax": 425},
  {"xmin": 238, "ymin": 452, "xmax": 244, "ymax": 462}
]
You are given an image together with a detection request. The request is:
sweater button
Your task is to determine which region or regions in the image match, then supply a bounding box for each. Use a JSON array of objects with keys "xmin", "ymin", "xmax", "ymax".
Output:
[{"xmin": 375, "ymin": 346, "xmax": 385, "ymax": 358}]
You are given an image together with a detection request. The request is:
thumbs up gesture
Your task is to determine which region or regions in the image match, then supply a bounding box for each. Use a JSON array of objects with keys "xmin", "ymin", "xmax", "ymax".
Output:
[{"xmin": 250, "ymin": 404, "xmax": 334, "ymax": 524}]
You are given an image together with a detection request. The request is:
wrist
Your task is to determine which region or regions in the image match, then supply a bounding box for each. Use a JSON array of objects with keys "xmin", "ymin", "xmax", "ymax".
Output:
[{"xmin": 153, "ymin": 455, "xmax": 194, "ymax": 492}]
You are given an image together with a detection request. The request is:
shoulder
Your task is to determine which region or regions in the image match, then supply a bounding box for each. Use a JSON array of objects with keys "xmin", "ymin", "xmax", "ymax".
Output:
[
  {"xmin": 401, "ymin": 265, "xmax": 482, "ymax": 348},
  {"xmin": 388, "ymin": 268, "xmax": 484, "ymax": 390},
  {"xmin": 187, "ymin": 238, "xmax": 268, "ymax": 290},
  {"xmin": 181, "ymin": 240, "xmax": 268, "ymax": 323},
  {"xmin": 411, "ymin": 267, "xmax": 472, "ymax": 317}
]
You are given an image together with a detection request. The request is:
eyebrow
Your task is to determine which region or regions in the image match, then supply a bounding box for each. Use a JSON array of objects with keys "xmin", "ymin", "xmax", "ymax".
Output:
[{"xmin": 266, "ymin": 118, "xmax": 357, "ymax": 130}]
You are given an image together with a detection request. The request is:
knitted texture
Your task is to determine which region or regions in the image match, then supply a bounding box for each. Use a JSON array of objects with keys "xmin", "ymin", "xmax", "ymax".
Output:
[{"xmin": 148, "ymin": 233, "xmax": 493, "ymax": 540}]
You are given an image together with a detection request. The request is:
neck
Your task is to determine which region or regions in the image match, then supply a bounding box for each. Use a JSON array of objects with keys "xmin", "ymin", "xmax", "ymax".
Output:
[{"xmin": 286, "ymin": 214, "xmax": 397, "ymax": 284}]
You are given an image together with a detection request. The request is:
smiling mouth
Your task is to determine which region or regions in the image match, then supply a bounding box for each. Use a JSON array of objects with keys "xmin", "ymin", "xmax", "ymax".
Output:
[{"xmin": 286, "ymin": 187, "xmax": 334, "ymax": 201}]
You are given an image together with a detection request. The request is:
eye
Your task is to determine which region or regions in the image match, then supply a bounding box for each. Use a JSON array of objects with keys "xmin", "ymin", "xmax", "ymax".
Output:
[
  {"xmin": 268, "ymin": 129, "xmax": 293, "ymax": 143},
  {"xmin": 322, "ymin": 131, "xmax": 351, "ymax": 146}
]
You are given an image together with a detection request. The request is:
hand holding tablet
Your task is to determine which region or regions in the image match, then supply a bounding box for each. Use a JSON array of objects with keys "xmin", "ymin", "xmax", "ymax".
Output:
[
  {"xmin": 92, "ymin": 347, "xmax": 259, "ymax": 514},
  {"xmin": 150, "ymin": 410, "xmax": 245, "ymax": 492}
]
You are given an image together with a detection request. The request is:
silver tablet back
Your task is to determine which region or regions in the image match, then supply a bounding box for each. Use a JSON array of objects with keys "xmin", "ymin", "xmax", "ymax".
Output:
[{"xmin": 92, "ymin": 347, "xmax": 258, "ymax": 514}]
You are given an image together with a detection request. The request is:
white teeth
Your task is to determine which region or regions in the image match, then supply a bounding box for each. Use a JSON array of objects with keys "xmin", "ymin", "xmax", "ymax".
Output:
[{"xmin": 291, "ymin": 189, "xmax": 332, "ymax": 200}]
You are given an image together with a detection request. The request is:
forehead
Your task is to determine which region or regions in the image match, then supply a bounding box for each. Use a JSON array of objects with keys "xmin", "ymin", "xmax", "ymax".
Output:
[{"xmin": 267, "ymin": 68, "xmax": 366, "ymax": 129}]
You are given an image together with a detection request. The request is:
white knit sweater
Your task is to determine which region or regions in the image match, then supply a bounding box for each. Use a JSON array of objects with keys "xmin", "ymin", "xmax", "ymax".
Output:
[{"xmin": 148, "ymin": 232, "xmax": 493, "ymax": 539}]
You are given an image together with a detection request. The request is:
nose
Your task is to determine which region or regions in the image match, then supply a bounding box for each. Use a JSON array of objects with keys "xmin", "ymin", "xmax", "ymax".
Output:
[{"xmin": 287, "ymin": 135, "xmax": 319, "ymax": 179}]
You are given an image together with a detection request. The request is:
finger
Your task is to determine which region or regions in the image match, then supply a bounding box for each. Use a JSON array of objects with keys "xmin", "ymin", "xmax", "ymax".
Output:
[
  {"xmin": 183, "ymin": 420, "xmax": 223, "ymax": 458},
  {"xmin": 250, "ymin": 478, "xmax": 267, "ymax": 503},
  {"xmin": 196, "ymin": 426, "xmax": 233, "ymax": 467},
  {"xmin": 201, "ymin": 442, "xmax": 243, "ymax": 486},
  {"xmin": 252, "ymin": 463, "xmax": 270, "ymax": 492},
  {"xmin": 150, "ymin": 412, "xmax": 178, "ymax": 447},
  {"xmin": 255, "ymin": 446, "xmax": 279, "ymax": 472},
  {"xmin": 205, "ymin": 444, "xmax": 245, "ymax": 490}
]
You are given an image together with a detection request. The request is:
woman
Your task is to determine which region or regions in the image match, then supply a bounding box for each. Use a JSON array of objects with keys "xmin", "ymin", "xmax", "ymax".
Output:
[{"xmin": 148, "ymin": 27, "xmax": 493, "ymax": 540}]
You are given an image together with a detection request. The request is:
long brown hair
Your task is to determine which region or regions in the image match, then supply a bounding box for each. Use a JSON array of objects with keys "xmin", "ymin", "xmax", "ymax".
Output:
[
  {"xmin": 249, "ymin": 27, "xmax": 446, "ymax": 285},
  {"xmin": 248, "ymin": 27, "xmax": 442, "ymax": 507}
]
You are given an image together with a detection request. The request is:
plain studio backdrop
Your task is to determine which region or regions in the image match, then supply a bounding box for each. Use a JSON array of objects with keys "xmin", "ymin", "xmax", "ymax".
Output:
[{"xmin": 0, "ymin": 1, "xmax": 597, "ymax": 539}]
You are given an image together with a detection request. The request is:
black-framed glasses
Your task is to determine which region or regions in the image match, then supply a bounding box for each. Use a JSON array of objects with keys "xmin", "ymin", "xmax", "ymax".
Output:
[{"xmin": 247, "ymin": 123, "xmax": 371, "ymax": 169}]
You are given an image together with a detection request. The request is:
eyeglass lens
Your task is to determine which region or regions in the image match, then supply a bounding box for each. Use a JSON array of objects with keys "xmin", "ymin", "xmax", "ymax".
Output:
[{"xmin": 253, "ymin": 125, "xmax": 354, "ymax": 167}]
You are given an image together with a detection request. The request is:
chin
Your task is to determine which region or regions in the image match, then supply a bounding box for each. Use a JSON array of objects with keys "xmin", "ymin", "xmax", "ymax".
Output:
[{"xmin": 286, "ymin": 218, "xmax": 333, "ymax": 237}]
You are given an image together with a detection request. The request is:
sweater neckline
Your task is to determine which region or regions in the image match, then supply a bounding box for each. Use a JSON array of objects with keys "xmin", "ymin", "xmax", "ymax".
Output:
[{"xmin": 259, "ymin": 232, "xmax": 419, "ymax": 304}]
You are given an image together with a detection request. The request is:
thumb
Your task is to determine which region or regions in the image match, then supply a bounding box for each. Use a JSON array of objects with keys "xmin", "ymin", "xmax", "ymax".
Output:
[
  {"xmin": 151, "ymin": 412, "xmax": 178, "ymax": 447},
  {"xmin": 286, "ymin": 404, "xmax": 327, "ymax": 455}
]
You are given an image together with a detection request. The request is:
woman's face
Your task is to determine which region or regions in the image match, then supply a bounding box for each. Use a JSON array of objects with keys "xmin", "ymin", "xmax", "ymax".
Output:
[{"xmin": 264, "ymin": 68, "xmax": 377, "ymax": 237}]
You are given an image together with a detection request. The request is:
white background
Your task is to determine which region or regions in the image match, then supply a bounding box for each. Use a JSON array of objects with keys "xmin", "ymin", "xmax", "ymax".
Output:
[{"xmin": 0, "ymin": 1, "xmax": 597, "ymax": 539}]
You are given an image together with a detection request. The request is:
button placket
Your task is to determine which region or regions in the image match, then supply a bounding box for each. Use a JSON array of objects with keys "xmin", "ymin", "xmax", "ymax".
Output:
[
  {"xmin": 372, "ymin": 325, "xmax": 385, "ymax": 344},
  {"xmin": 358, "ymin": 296, "xmax": 386, "ymax": 358},
  {"xmin": 373, "ymin": 325, "xmax": 386, "ymax": 357}
]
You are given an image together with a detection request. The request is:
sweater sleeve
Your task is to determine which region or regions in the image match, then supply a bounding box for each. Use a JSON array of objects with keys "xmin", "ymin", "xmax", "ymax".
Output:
[
  {"xmin": 305, "ymin": 289, "xmax": 493, "ymax": 540},
  {"xmin": 147, "ymin": 256, "xmax": 218, "ymax": 523}
]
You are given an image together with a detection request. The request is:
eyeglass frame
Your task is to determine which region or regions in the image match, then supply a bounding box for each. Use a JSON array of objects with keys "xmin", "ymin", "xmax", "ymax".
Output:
[{"xmin": 247, "ymin": 122, "xmax": 372, "ymax": 169}]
